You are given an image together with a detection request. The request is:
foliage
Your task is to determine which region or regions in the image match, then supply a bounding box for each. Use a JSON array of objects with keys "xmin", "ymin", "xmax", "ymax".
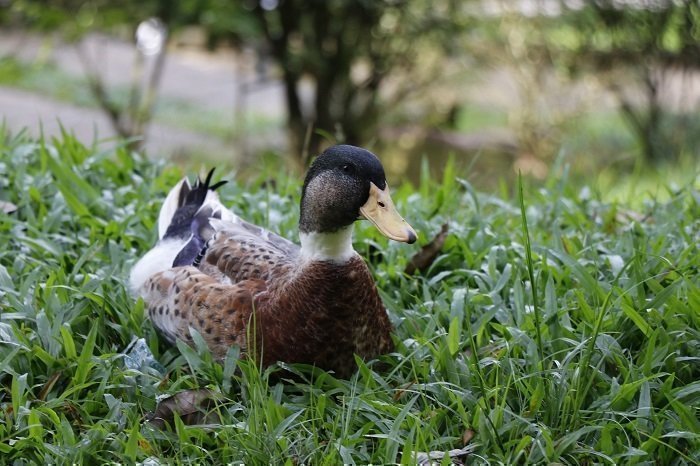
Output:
[
  {"xmin": 2, "ymin": 0, "xmax": 468, "ymax": 162},
  {"xmin": 557, "ymin": 0, "xmax": 700, "ymax": 163},
  {"xmin": 0, "ymin": 55, "xmax": 281, "ymax": 152},
  {"xmin": 1, "ymin": 0, "xmax": 240, "ymax": 148},
  {"xmin": 5, "ymin": 1, "xmax": 700, "ymax": 168},
  {"xmin": 460, "ymin": 1, "xmax": 700, "ymax": 166},
  {"xmin": 0, "ymin": 133, "xmax": 699, "ymax": 463},
  {"xmin": 461, "ymin": 10, "xmax": 586, "ymax": 167},
  {"xmin": 246, "ymin": 0, "xmax": 467, "ymax": 160}
]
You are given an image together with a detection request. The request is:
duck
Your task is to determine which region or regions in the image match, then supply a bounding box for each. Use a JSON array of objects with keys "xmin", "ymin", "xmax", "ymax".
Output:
[{"xmin": 129, "ymin": 144, "xmax": 417, "ymax": 378}]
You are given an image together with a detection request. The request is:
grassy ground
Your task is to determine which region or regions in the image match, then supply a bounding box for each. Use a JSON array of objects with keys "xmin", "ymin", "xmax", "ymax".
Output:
[{"xmin": 0, "ymin": 131, "xmax": 699, "ymax": 464}]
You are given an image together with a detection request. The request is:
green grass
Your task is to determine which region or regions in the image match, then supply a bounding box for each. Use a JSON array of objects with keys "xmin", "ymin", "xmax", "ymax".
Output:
[{"xmin": 0, "ymin": 131, "xmax": 699, "ymax": 464}]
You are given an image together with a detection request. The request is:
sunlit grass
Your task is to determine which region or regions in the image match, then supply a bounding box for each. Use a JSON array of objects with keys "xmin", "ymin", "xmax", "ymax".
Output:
[
  {"xmin": 593, "ymin": 155, "xmax": 700, "ymax": 206},
  {"xmin": 0, "ymin": 131, "xmax": 698, "ymax": 463}
]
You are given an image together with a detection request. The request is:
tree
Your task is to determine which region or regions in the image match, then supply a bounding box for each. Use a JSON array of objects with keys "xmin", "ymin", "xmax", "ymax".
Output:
[
  {"xmin": 559, "ymin": 0, "xmax": 700, "ymax": 163},
  {"xmin": 2, "ymin": 0, "xmax": 177, "ymax": 149},
  {"xmin": 246, "ymin": 0, "xmax": 465, "ymax": 162},
  {"xmin": 4, "ymin": 0, "xmax": 467, "ymax": 162}
]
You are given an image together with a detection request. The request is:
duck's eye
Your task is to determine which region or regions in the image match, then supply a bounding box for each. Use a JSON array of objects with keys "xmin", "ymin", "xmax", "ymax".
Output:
[{"xmin": 342, "ymin": 164, "xmax": 355, "ymax": 173}]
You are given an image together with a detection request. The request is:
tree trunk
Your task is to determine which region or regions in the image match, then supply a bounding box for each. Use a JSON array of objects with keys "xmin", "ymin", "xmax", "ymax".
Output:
[{"xmin": 615, "ymin": 68, "xmax": 666, "ymax": 164}]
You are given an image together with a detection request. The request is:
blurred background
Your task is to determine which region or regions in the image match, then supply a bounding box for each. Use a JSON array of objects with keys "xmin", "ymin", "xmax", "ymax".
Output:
[{"xmin": 1, "ymin": 0, "xmax": 699, "ymax": 195}]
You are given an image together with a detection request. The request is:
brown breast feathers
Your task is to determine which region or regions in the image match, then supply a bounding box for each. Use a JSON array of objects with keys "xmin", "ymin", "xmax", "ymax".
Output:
[{"xmin": 254, "ymin": 256, "xmax": 394, "ymax": 378}]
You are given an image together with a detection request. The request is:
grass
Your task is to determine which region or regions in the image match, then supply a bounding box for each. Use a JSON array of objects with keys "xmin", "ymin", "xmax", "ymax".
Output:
[{"xmin": 0, "ymin": 130, "xmax": 699, "ymax": 464}]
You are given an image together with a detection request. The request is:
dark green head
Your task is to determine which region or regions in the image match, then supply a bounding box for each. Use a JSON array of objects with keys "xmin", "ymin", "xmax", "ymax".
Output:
[{"xmin": 299, "ymin": 145, "xmax": 416, "ymax": 243}]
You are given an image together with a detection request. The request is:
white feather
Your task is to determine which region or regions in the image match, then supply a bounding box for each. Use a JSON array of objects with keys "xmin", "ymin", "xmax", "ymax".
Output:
[
  {"xmin": 299, "ymin": 227, "xmax": 356, "ymax": 263},
  {"xmin": 208, "ymin": 218, "xmax": 229, "ymax": 233},
  {"xmin": 158, "ymin": 177, "xmax": 190, "ymax": 239},
  {"xmin": 199, "ymin": 189, "xmax": 237, "ymax": 222},
  {"xmin": 129, "ymin": 238, "xmax": 188, "ymax": 297}
]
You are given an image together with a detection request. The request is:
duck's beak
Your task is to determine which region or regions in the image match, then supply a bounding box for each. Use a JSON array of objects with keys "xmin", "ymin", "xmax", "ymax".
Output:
[{"xmin": 360, "ymin": 182, "xmax": 417, "ymax": 244}]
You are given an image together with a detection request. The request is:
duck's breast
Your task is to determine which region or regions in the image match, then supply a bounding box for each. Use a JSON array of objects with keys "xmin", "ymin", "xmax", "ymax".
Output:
[{"xmin": 254, "ymin": 257, "xmax": 394, "ymax": 376}]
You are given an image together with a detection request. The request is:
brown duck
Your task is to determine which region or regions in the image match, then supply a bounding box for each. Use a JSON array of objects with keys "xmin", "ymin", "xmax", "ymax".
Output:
[{"xmin": 130, "ymin": 145, "xmax": 417, "ymax": 378}]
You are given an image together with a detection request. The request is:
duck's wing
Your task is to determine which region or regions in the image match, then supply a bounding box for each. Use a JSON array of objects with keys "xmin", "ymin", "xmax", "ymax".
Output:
[
  {"xmin": 197, "ymin": 218, "xmax": 299, "ymax": 284},
  {"xmin": 131, "ymin": 170, "xmax": 300, "ymax": 354},
  {"xmin": 142, "ymin": 266, "xmax": 266, "ymax": 357},
  {"xmin": 140, "ymin": 221, "xmax": 298, "ymax": 356}
]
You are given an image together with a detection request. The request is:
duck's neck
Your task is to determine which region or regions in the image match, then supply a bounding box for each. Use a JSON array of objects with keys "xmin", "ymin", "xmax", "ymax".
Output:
[{"xmin": 299, "ymin": 226, "xmax": 356, "ymax": 263}]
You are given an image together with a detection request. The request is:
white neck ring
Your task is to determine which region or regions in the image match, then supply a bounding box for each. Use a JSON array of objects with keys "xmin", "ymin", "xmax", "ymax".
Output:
[{"xmin": 299, "ymin": 227, "xmax": 356, "ymax": 263}]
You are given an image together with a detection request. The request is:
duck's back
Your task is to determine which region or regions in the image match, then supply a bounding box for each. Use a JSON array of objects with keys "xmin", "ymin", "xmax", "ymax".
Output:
[{"xmin": 198, "ymin": 218, "xmax": 299, "ymax": 284}]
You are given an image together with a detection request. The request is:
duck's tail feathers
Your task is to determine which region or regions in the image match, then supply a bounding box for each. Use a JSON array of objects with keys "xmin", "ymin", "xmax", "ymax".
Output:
[
  {"xmin": 158, "ymin": 177, "xmax": 191, "ymax": 240},
  {"xmin": 160, "ymin": 168, "xmax": 229, "ymax": 241},
  {"xmin": 130, "ymin": 169, "xmax": 230, "ymax": 296},
  {"xmin": 163, "ymin": 168, "xmax": 237, "ymax": 267}
]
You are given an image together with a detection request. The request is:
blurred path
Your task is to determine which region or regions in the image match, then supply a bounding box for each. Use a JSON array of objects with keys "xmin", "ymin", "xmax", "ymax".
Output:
[
  {"xmin": 0, "ymin": 86, "xmax": 232, "ymax": 157},
  {"xmin": 0, "ymin": 31, "xmax": 286, "ymax": 159}
]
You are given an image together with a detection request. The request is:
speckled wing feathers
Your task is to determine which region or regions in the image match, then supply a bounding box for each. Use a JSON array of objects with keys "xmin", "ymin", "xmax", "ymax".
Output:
[
  {"xmin": 143, "ymin": 266, "xmax": 265, "ymax": 358},
  {"xmin": 200, "ymin": 224, "xmax": 297, "ymax": 284}
]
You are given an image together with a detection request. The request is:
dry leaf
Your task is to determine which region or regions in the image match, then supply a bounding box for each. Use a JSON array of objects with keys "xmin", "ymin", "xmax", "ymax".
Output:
[
  {"xmin": 38, "ymin": 372, "xmax": 62, "ymax": 401},
  {"xmin": 147, "ymin": 389, "xmax": 221, "ymax": 429},
  {"xmin": 392, "ymin": 381, "xmax": 416, "ymax": 401},
  {"xmin": 462, "ymin": 428, "xmax": 475, "ymax": 445},
  {"xmin": 405, "ymin": 223, "xmax": 449, "ymax": 275}
]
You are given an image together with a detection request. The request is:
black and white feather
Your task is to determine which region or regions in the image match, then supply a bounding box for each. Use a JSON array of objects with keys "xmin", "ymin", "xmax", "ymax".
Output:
[{"xmin": 130, "ymin": 169, "xmax": 230, "ymax": 294}]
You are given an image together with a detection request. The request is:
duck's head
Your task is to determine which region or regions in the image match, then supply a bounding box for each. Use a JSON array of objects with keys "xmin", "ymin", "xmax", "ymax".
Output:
[{"xmin": 299, "ymin": 145, "xmax": 417, "ymax": 244}]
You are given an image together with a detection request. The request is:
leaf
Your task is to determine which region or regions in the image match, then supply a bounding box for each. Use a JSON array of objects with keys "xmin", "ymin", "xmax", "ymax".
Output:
[
  {"xmin": 448, "ymin": 317, "xmax": 460, "ymax": 356},
  {"xmin": 0, "ymin": 265, "xmax": 13, "ymax": 289},
  {"xmin": 125, "ymin": 421, "xmax": 140, "ymax": 462},
  {"xmin": 222, "ymin": 345, "xmax": 240, "ymax": 393},
  {"xmin": 74, "ymin": 324, "xmax": 98, "ymax": 385},
  {"xmin": 384, "ymin": 395, "xmax": 418, "ymax": 461},
  {"xmin": 673, "ymin": 381, "xmax": 700, "ymax": 401},
  {"xmin": 405, "ymin": 223, "xmax": 449, "ymax": 274},
  {"xmin": 554, "ymin": 426, "xmax": 599, "ymax": 457},
  {"xmin": 11, "ymin": 373, "xmax": 27, "ymax": 422},
  {"xmin": 147, "ymin": 389, "xmax": 221, "ymax": 429},
  {"xmin": 37, "ymin": 372, "xmax": 62, "ymax": 401},
  {"xmin": 28, "ymin": 409, "xmax": 43, "ymax": 440},
  {"xmin": 462, "ymin": 429, "xmax": 475, "ymax": 445},
  {"xmin": 620, "ymin": 302, "xmax": 652, "ymax": 337},
  {"xmin": 60, "ymin": 325, "xmax": 77, "ymax": 359},
  {"xmin": 528, "ymin": 381, "xmax": 545, "ymax": 415},
  {"xmin": 450, "ymin": 288, "xmax": 466, "ymax": 322}
]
